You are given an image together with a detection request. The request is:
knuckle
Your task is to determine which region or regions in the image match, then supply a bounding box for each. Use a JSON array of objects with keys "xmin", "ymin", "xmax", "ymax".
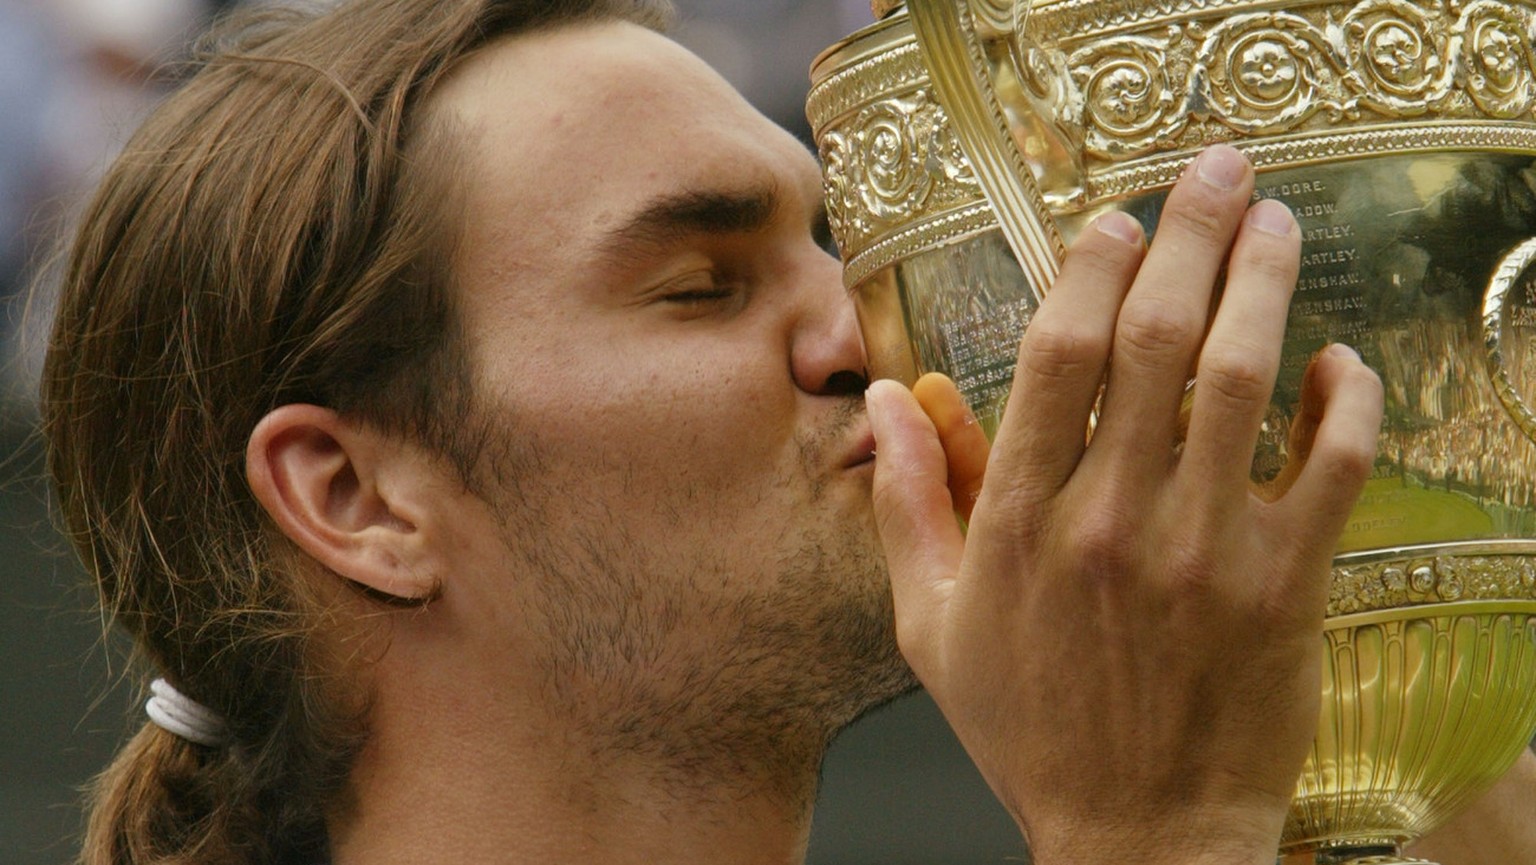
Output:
[
  {"xmin": 1065, "ymin": 505, "xmax": 1138, "ymax": 581},
  {"xmin": 1158, "ymin": 198, "xmax": 1234, "ymax": 247},
  {"xmin": 1020, "ymin": 322, "xmax": 1108, "ymax": 384},
  {"xmin": 1197, "ymin": 348, "xmax": 1275, "ymax": 406},
  {"xmin": 1116, "ymin": 299, "xmax": 1198, "ymax": 360},
  {"xmin": 1066, "ymin": 227, "xmax": 1142, "ymax": 277},
  {"xmin": 1256, "ymin": 574, "xmax": 1325, "ymax": 629},
  {"xmin": 1314, "ymin": 435, "xmax": 1377, "ymax": 489},
  {"xmin": 1233, "ymin": 239, "xmax": 1301, "ymax": 286},
  {"xmin": 977, "ymin": 480, "xmax": 1048, "ymax": 546}
]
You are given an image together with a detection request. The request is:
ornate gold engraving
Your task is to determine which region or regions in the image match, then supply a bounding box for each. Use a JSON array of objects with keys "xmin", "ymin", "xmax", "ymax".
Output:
[
  {"xmin": 811, "ymin": 31, "xmax": 992, "ymax": 280},
  {"xmin": 1328, "ymin": 552, "xmax": 1536, "ymax": 616},
  {"xmin": 1091, "ymin": 121, "xmax": 1536, "ymax": 199},
  {"xmin": 1044, "ymin": 0, "xmax": 1536, "ymax": 160},
  {"xmin": 818, "ymin": 90, "xmax": 982, "ymax": 254},
  {"xmin": 807, "ymin": 39, "xmax": 928, "ymax": 135},
  {"xmin": 1070, "ymin": 34, "xmax": 1184, "ymax": 156},
  {"xmin": 842, "ymin": 202, "xmax": 999, "ymax": 290},
  {"xmin": 809, "ymin": 0, "xmax": 1536, "ymax": 288}
]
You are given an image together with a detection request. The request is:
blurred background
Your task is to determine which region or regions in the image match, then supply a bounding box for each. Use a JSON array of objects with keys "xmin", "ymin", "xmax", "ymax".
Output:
[{"xmin": 0, "ymin": 0, "xmax": 1025, "ymax": 863}]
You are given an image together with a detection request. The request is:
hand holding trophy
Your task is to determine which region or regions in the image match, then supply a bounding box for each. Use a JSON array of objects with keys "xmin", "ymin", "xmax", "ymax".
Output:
[{"xmin": 820, "ymin": 1, "xmax": 1536, "ymax": 863}]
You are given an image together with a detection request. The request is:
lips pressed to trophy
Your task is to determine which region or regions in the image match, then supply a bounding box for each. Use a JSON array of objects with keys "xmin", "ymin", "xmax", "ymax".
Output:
[{"xmin": 809, "ymin": 2, "xmax": 1536, "ymax": 863}]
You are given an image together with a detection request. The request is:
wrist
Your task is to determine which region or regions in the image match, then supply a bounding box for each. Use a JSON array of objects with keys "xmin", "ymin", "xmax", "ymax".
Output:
[
  {"xmin": 1033, "ymin": 847, "xmax": 1279, "ymax": 865},
  {"xmin": 1023, "ymin": 813, "xmax": 1285, "ymax": 865}
]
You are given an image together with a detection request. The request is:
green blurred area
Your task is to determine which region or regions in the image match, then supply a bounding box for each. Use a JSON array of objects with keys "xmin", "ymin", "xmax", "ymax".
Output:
[{"xmin": 1340, "ymin": 476, "xmax": 1499, "ymax": 552}]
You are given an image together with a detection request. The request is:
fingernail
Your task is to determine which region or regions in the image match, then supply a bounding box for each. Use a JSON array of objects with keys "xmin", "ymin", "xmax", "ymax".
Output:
[
  {"xmin": 1246, "ymin": 198, "xmax": 1296, "ymax": 236},
  {"xmin": 1325, "ymin": 343, "xmax": 1361, "ymax": 362},
  {"xmin": 1094, "ymin": 211, "xmax": 1144, "ymax": 245},
  {"xmin": 1195, "ymin": 144, "xmax": 1248, "ymax": 190}
]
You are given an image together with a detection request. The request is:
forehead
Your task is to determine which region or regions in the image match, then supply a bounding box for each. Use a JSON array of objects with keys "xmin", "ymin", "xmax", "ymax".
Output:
[{"xmin": 426, "ymin": 21, "xmax": 819, "ymax": 282}]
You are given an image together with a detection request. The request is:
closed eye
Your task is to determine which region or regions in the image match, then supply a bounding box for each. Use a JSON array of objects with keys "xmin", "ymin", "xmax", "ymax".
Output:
[
  {"xmin": 663, "ymin": 286, "xmax": 737, "ymax": 305},
  {"xmin": 649, "ymin": 274, "xmax": 749, "ymax": 319}
]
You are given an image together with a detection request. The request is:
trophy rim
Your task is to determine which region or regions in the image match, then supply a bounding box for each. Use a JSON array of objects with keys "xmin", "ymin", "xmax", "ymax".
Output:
[
  {"xmin": 1334, "ymin": 539, "xmax": 1536, "ymax": 567},
  {"xmin": 1323, "ymin": 597, "xmax": 1536, "ymax": 629},
  {"xmin": 809, "ymin": 4, "xmax": 911, "ymax": 87}
]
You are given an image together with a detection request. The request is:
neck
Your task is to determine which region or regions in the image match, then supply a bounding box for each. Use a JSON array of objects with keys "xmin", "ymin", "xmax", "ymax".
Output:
[{"xmin": 328, "ymin": 647, "xmax": 827, "ymax": 865}]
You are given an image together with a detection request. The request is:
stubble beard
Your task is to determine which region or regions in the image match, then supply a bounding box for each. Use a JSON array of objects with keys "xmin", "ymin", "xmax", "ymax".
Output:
[{"xmin": 478, "ymin": 404, "xmax": 917, "ymax": 811}]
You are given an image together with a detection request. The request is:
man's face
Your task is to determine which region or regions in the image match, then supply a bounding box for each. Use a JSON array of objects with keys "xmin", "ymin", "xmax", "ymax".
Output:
[{"xmin": 423, "ymin": 22, "xmax": 913, "ymax": 772}]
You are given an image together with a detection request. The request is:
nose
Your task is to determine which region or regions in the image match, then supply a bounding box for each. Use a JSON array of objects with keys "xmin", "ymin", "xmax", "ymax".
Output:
[{"xmin": 790, "ymin": 249, "xmax": 868, "ymax": 397}]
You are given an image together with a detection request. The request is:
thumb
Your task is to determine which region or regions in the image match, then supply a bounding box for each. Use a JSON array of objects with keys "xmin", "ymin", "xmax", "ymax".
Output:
[{"xmin": 867, "ymin": 379, "xmax": 966, "ymax": 672}]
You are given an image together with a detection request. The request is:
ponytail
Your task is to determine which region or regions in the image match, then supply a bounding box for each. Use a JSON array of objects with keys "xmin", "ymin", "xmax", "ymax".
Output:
[
  {"xmin": 77, "ymin": 663, "xmax": 367, "ymax": 865},
  {"xmin": 81, "ymin": 724, "xmax": 252, "ymax": 865}
]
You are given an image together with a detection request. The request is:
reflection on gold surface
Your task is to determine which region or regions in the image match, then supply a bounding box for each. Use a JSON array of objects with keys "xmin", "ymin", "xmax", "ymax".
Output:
[{"xmin": 1291, "ymin": 602, "xmax": 1536, "ymax": 853}]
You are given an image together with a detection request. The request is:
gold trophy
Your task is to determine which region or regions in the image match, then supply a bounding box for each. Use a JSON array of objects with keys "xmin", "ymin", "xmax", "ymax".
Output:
[{"xmin": 809, "ymin": 1, "xmax": 1536, "ymax": 862}]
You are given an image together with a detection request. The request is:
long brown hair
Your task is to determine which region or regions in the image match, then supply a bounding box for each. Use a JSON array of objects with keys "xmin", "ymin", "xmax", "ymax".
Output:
[{"xmin": 42, "ymin": 1, "xmax": 671, "ymax": 862}]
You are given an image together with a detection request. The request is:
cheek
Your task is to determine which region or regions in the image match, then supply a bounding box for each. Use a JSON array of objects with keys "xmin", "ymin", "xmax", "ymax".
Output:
[
  {"xmin": 469, "ymin": 309, "xmax": 801, "ymax": 512},
  {"xmin": 516, "ymin": 364, "xmax": 794, "ymax": 505}
]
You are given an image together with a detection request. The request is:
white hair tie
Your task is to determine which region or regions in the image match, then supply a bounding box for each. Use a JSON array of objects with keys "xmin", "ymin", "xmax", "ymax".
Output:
[{"xmin": 146, "ymin": 678, "xmax": 228, "ymax": 747}]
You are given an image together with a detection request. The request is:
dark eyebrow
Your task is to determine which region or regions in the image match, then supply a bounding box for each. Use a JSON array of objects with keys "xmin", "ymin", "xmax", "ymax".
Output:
[{"xmin": 597, "ymin": 184, "xmax": 781, "ymax": 265}]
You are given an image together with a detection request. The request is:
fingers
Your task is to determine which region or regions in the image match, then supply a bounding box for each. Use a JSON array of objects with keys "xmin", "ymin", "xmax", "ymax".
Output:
[
  {"xmin": 1272, "ymin": 344, "xmax": 1383, "ymax": 557},
  {"xmin": 1088, "ymin": 145, "xmax": 1258, "ymax": 485},
  {"xmin": 867, "ymin": 379, "xmax": 967, "ymax": 671},
  {"xmin": 1177, "ymin": 199, "xmax": 1300, "ymax": 502},
  {"xmin": 912, "ymin": 373, "xmax": 990, "ymax": 522},
  {"xmin": 1260, "ymin": 346, "xmax": 1332, "ymax": 502},
  {"xmin": 986, "ymin": 210, "xmax": 1144, "ymax": 500}
]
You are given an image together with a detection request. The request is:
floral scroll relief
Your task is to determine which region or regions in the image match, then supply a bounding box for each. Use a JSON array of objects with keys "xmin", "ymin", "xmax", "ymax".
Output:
[
  {"xmin": 857, "ymin": 99, "xmax": 935, "ymax": 223},
  {"xmin": 1329, "ymin": 554, "xmax": 1536, "ymax": 616},
  {"xmin": 1069, "ymin": 34, "xmax": 1185, "ymax": 158},
  {"xmin": 1342, "ymin": 0, "xmax": 1457, "ymax": 114},
  {"xmin": 1462, "ymin": 0, "xmax": 1536, "ymax": 118},
  {"xmin": 819, "ymin": 90, "xmax": 981, "ymax": 255},
  {"xmin": 818, "ymin": 129, "xmax": 855, "ymax": 253},
  {"xmin": 1034, "ymin": 0, "xmax": 1536, "ymax": 162},
  {"xmin": 1198, "ymin": 12, "xmax": 1349, "ymax": 134}
]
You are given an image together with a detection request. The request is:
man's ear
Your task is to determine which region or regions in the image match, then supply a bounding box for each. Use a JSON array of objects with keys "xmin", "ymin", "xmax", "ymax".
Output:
[{"xmin": 246, "ymin": 404, "xmax": 439, "ymax": 602}]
